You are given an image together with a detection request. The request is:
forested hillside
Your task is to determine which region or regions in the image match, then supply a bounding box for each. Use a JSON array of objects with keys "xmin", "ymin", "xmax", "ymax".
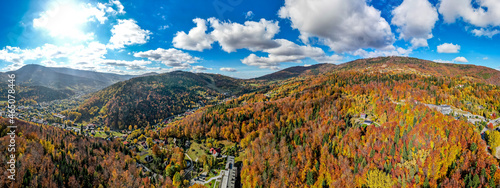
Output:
[
  {"xmin": 74, "ymin": 71, "xmax": 264, "ymax": 129},
  {"xmin": 0, "ymin": 118, "xmax": 174, "ymax": 187},
  {"xmin": 161, "ymin": 57, "xmax": 500, "ymax": 187}
]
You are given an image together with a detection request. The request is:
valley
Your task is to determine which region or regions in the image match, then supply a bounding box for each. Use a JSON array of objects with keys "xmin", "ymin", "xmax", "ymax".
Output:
[{"xmin": 1, "ymin": 57, "xmax": 500, "ymax": 187}]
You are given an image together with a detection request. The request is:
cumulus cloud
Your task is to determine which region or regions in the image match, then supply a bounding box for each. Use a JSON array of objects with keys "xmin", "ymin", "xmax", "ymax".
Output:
[
  {"xmin": 437, "ymin": 43, "xmax": 460, "ymax": 53},
  {"xmin": 0, "ymin": 42, "xmax": 108, "ymax": 71},
  {"xmin": 391, "ymin": 0, "xmax": 438, "ymax": 48},
  {"xmin": 172, "ymin": 18, "xmax": 280, "ymax": 52},
  {"xmin": 133, "ymin": 48, "xmax": 199, "ymax": 68},
  {"xmin": 108, "ymin": 19, "xmax": 152, "ymax": 49},
  {"xmin": 0, "ymin": 42, "xmax": 164, "ymax": 75},
  {"xmin": 278, "ymin": 0, "xmax": 394, "ymax": 52},
  {"xmin": 472, "ymin": 28, "xmax": 500, "ymax": 38},
  {"xmin": 453, "ymin": 56, "xmax": 468, "ymax": 63},
  {"xmin": 208, "ymin": 18, "xmax": 280, "ymax": 52},
  {"xmin": 242, "ymin": 39, "xmax": 343, "ymax": 69},
  {"xmin": 220, "ymin": 67, "xmax": 237, "ymax": 72},
  {"xmin": 173, "ymin": 18, "xmax": 214, "ymax": 51},
  {"xmin": 439, "ymin": 0, "xmax": 500, "ymax": 27}
]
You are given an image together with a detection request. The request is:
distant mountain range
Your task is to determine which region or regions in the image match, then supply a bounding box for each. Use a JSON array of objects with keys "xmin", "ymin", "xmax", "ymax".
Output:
[
  {"xmin": 3, "ymin": 56, "xmax": 499, "ymax": 104},
  {"xmin": 0, "ymin": 64, "xmax": 142, "ymax": 102},
  {"xmin": 257, "ymin": 56, "xmax": 500, "ymax": 86},
  {"xmin": 3, "ymin": 64, "xmax": 136, "ymax": 92}
]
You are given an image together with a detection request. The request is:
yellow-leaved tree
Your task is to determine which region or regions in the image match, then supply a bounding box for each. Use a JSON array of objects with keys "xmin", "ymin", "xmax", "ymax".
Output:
[{"xmin": 365, "ymin": 169, "xmax": 395, "ymax": 188}]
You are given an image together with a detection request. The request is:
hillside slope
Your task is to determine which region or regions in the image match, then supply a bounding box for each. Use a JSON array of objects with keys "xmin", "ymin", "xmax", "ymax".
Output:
[
  {"xmin": 0, "ymin": 118, "xmax": 172, "ymax": 187},
  {"xmin": 337, "ymin": 56, "xmax": 500, "ymax": 86},
  {"xmin": 74, "ymin": 71, "xmax": 263, "ymax": 129},
  {"xmin": 161, "ymin": 57, "xmax": 500, "ymax": 187}
]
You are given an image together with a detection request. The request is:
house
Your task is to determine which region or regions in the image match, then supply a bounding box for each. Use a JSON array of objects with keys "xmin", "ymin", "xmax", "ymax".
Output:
[
  {"xmin": 87, "ymin": 124, "xmax": 95, "ymax": 130},
  {"xmin": 360, "ymin": 113, "xmax": 367, "ymax": 119},
  {"xmin": 123, "ymin": 141, "xmax": 129, "ymax": 145},
  {"xmin": 145, "ymin": 155, "xmax": 154, "ymax": 163},
  {"xmin": 363, "ymin": 120, "xmax": 373, "ymax": 125},
  {"xmin": 210, "ymin": 148, "xmax": 221, "ymax": 157},
  {"xmin": 185, "ymin": 140, "xmax": 191, "ymax": 148}
]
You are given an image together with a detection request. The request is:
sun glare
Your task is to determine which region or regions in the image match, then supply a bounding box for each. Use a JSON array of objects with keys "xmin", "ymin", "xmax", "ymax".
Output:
[{"xmin": 33, "ymin": 1, "xmax": 97, "ymax": 41}]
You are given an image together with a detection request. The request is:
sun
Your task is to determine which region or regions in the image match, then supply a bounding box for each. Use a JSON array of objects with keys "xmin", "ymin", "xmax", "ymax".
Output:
[{"xmin": 33, "ymin": 0, "xmax": 97, "ymax": 41}]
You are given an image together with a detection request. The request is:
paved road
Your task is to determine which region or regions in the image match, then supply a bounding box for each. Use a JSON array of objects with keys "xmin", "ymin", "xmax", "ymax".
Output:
[{"xmin": 201, "ymin": 173, "xmax": 222, "ymax": 184}]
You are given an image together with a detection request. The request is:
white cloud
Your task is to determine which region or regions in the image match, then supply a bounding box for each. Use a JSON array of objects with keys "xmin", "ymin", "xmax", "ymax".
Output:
[
  {"xmin": 191, "ymin": 65, "xmax": 212, "ymax": 72},
  {"xmin": 245, "ymin": 11, "xmax": 254, "ymax": 19},
  {"xmin": 433, "ymin": 59, "xmax": 452, "ymax": 63},
  {"xmin": 278, "ymin": 0, "xmax": 394, "ymax": 52},
  {"xmin": 208, "ymin": 18, "xmax": 280, "ymax": 53},
  {"xmin": 108, "ymin": 19, "xmax": 152, "ymax": 49},
  {"xmin": 33, "ymin": 0, "xmax": 125, "ymax": 41},
  {"xmin": 483, "ymin": 57, "xmax": 489, "ymax": 60},
  {"xmin": 133, "ymin": 48, "xmax": 199, "ymax": 68},
  {"xmin": 410, "ymin": 38, "xmax": 430, "ymax": 48},
  {"xmin": 353, "ymin": 47, "xmax": 412, "ymax": 58},
  {"xmin": 0, "ymin": 42, "xmax": 163, "ymax": 74},
  {"xmin": 454, "ymin": 56, "xmax": 468, "ymax": 63},
  {"xmin": 159, "ymin": 25, "xmax": 169, "ymax": 30},
  {"xmin": 220, "ymin": 67, "xmax": 237, "ymax": 72},
  {"xmin": 439, "ymin": 0, "xmax": 500, "ymax": 27},
  {"xmin": 391, "ymin": 0, "xmax": 438, "ymax": 48},
  {"xmin": 172, "ymin": 18, "xmax": 281, "ymax": 53},
  {"xmin": 0, "ymin": 42, "xmax": 108, "ymax": 71},
  {"xmin": 173, "ymin": 18, "xmax": 214, "ymax": 51},
  {"xmin": 472, "ymin": 28, "xmax": 500, "ymax": 38},
  {"xmin": 101, "ymin": 59, "xmax": 151, "ymax": 70},
  {"xmin": 241, "ymin": 39, "xmax": 343, "ymax": 69},
  {"xmin": 437, "ymin": 43, "xmax": 460, "ymax": 53}
]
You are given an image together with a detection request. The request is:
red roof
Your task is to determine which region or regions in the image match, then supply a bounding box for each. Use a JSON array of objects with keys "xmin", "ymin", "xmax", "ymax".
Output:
[{"xmin": 209, "ymin": 148, "xmax": 221, "ymax": 154}]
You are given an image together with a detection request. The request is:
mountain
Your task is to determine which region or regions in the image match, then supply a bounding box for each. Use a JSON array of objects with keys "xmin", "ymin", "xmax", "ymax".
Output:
[
  {"xmin": 336, "ymin": 56, "xmax": 500, "ymax": 86},
  {"xmin": 160, "ymin": 56, "xmax": 500, "ymax": 187},
  {"xmin": 4, "ymin": 64, "xmax": 135, "ymax": 93},
  {"xmin": 256, "ymin": 56, "xmax": 500, "ymax": 86},
  {"xmin": 255, "ymin": 63, "xmax": 337, "ymax": 80},
  {"xmin": 0, "ymin": 64, "xmax": 139, "ymax": 102},
  {"xmin": 48, "ymin": 66, "xmax": 135, "ymax": 84},
  {"xmin": 74, "ymin": 71, "xmax": 264, "ymax": 129}
]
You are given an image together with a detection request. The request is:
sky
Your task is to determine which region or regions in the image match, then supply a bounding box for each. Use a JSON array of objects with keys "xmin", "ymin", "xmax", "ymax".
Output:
[{"xmin": 0, "ymin": 0, "xmax": 499, "ymax": 78}]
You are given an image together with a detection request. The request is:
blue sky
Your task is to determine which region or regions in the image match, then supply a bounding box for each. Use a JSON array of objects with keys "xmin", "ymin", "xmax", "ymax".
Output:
[{"xmin": 0, "ymin": 0, "xmax": 499, "ymax": 78}]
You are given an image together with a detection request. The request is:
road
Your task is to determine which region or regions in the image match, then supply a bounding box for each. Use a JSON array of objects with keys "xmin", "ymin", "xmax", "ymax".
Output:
[
  {"xmin": 490, "ymin": 117, "xmax": 500, "ymax": 126},
  {"xmin": 202, "ymin": 173, "xmax": 222, "ymax": 184},
  {"xmin": 184, "ymin": 153, "xmax": 194, "ymax": 177}
]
